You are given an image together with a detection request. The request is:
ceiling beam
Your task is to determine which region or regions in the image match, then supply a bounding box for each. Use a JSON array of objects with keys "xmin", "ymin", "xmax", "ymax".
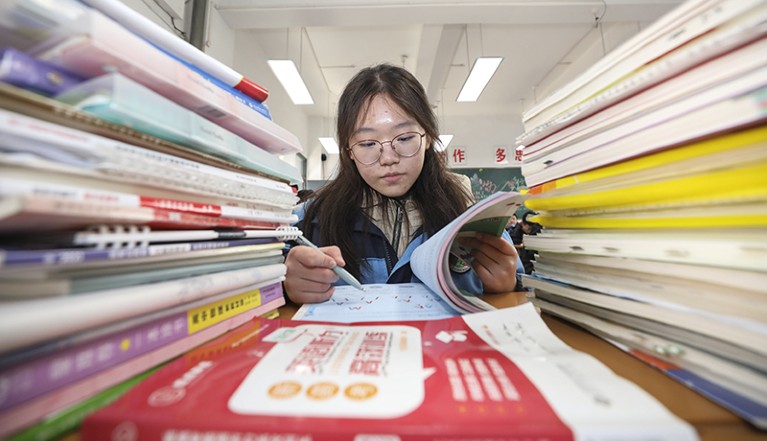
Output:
[
  {"xmin": 424, "ymin": 24, "xmax": 463, "ymax": 108},
  {"xmin": 215, "ymin": 1, "xmax": 683, "ymax": 29}
]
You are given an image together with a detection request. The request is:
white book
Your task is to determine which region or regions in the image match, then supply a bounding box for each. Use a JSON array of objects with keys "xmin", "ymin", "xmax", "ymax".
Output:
[
  {"xmin": 25, "ymin": 5, "xmax": 302, "ymax": 155},
  {"xmin": 0, "ymin": 109, "xmax": 297, "ymax": 208},
  {"xmin": 524, "ymin": 228, "xmax": 767, "ymax": 272},
  {"xmin": 519, "ymin": 3, "xmax": 767, "ymax": 145},
  {"xmin": 522, "ymin": 0, "xmax": 763, "ymax": 128},
  {"xmin": 533, "ymin": 251, "xmax": 767, "ymax": 295},
  {"xmin": 521, "ymin": 36, "xmax": 767, "ymax": 162},
  {"xmin": 531, "ymin": 258, "xmax": 767, "ymax": 323},
  {"xmin": 522, "ymin": 65, "xmax": 767, "ymax": 186},
  {"xmin": 0, "ymin": 176, "xmax": 298, "ymax": 225},
  {"xmin": 0, "ymin": 263, "xmax": 286, "ymax": 353},
  {"xmin": 55, "ymin": 73, "xmax": 301, "ymax": 185},
  {"xmin": 522, "ymin": 275, "xmax": 767, "ymax": 357}
]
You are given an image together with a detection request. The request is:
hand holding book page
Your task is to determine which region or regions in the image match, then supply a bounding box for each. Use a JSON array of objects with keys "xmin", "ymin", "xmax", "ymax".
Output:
[{"xmin": 410, "ymin": 191, "xmax": 527, "ymax": 314}]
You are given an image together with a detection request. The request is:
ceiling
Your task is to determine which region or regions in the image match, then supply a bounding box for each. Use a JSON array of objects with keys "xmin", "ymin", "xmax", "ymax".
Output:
[{"xmin": 214, "ymin": 0, "xmax": 683, "ymax": 125}]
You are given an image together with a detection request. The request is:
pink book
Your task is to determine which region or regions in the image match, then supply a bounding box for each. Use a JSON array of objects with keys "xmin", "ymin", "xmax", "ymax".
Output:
[
  {"xmin": 33, "ymin": 8, "xmax": 301, "ymax": 155},
  {"xmin": 0, "ymin": 295, "xmax": 286, "ymax": 438},
  {"xmin": 0, "ymin": 281, "xmax": 284, "ymax": 412}
]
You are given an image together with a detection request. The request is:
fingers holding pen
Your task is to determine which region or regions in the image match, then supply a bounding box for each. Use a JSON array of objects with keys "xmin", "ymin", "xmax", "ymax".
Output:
[{"xmin": 284, "ymin": 245, "xmax": 345, "ymax": 304}]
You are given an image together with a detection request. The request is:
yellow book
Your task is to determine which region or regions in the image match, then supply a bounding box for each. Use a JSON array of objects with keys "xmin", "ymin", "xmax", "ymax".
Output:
[
  {"xmin": 527, "ymin": 126, "xmax": 767, "ymax": 195},
  {"xmin": 531, "ymin": 203, "xmax": 767, "ymax": 229},
  {"xmin": 526, "ymin": 161, "xmax": 767, "ymax": 212}
]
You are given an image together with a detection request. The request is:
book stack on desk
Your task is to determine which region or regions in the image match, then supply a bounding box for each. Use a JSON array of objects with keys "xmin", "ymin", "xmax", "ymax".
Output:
[
  {"xmin": 0, "ymin": 0, "xmax": 302, "ymax": 438},
  {"xmin": 516, "ymin": 0, "xmax": 767, "ymax": 430}
]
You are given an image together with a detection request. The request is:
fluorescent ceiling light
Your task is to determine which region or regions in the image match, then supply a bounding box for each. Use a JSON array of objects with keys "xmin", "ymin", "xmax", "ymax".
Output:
[
  {"xmin": 437, "ymin": 134, "xmax": 453, "ymax": 152},
  {"xmin": 456, "ymin": 57, "xmax": 503, "ymax": 102},
  {"xmin": 267, "ymin": 59, "xmax": 314, "ymax": 105},
  {"xmin": 319, "ymin": 137, "xmax": 339, "ymax": 154}
]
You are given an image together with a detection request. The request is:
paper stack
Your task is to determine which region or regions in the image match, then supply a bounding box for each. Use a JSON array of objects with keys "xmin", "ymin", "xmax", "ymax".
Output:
[
  {"xmin": 0, "ymin": 0, "xmax": 302, "ymax": 438},
  {"xmin": 517, "ymin": 0, "xmax": 767, "ymax": 429}
]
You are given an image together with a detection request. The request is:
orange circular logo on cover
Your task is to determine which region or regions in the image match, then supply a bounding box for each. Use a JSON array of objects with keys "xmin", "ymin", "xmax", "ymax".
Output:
[
  {"xmin": 268, "ymin": 381, "xmax": 302, "ymax": 399},
  {"xmin": 344, "ymin": 383, "xmax": 378, "ymax": 400},
  {"xmin": 306, "ymin": 382, "xmax": 339, "ymax": 400}
]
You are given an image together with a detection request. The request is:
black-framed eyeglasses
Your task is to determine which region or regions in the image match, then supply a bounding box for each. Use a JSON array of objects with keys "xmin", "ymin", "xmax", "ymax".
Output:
[{"xmin": 348, "ymin": 131, "xmax": 426, "ymax": 165}]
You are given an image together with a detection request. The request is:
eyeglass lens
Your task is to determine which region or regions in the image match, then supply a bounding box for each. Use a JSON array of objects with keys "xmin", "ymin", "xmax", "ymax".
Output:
[{"xmin": 351, "ymin": 132, "xmax": 423, "ymax": 165}]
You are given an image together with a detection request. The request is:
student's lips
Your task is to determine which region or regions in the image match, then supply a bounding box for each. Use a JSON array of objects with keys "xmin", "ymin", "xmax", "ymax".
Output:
[{"xmin": 381, "ymin": 173, "xmax": 404, "ymax": 183}]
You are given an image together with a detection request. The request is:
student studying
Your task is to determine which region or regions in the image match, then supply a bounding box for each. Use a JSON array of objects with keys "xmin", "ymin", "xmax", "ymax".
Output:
[{"xmin": 284, "ymin": 64, "xmax": 524, "ymax": 305}]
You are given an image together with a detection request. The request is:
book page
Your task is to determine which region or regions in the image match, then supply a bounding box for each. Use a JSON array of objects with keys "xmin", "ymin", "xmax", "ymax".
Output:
[
  {"xmin": 292, "ymin": 283, "xmax": 459, "ymax": 323},
  {"xmin": 410, "ymin": 191, "xmax": 527, "ymax": 313}
]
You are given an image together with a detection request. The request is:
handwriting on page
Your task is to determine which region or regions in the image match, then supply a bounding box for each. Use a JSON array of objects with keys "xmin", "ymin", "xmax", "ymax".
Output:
[{"xmin": 294, "ymin": 283, "xmax": 459, "ymax": 323}]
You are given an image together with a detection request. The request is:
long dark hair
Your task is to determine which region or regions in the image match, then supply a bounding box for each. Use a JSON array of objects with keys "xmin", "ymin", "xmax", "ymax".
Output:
[{"xmin": 303, "ymin": 63, "xmax": 473, "ymax": 279}]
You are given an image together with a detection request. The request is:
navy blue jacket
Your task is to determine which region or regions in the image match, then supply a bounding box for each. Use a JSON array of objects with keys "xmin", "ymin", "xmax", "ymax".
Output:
[{"xmin": 293, "ymin": 202, "xmax": 524, "ymax": 292}]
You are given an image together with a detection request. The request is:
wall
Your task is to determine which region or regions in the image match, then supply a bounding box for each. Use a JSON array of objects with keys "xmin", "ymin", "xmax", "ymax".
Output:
[
  {"xmin": 121, "ymin": 0, "xmax": 179, "ymax": 32},
  {"xmin": 121, "ymin": 0, "xmax": 310, "ymax": 178},
  {"xmin": 525, "ymin": 22, "xmax": 647, "ymax": 114},
  {"xmin": 442, "ymin": 114, "xmax": 524, "ymax": 169},
  {"xmin": 121, "ymin": 2, "xmax": 650, "ymax": 184}
]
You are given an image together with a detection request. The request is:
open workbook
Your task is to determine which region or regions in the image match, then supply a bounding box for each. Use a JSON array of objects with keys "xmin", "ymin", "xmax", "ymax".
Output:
[
  {"xmin": 80, "ymin": 303, "xmax": 696, "ymax": 440},
  {"xmin": 295, "ymin": 191, "xmax": 527, "ymax": 320},
  {"xmin": 406, "ymin": 191, "xmax": 527, "ymax": 313}
]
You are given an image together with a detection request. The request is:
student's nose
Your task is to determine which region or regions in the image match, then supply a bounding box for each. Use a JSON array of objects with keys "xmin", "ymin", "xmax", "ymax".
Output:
[{"xmin": 378, "ymin": 141, "xmax": 400, "ymax": 165}]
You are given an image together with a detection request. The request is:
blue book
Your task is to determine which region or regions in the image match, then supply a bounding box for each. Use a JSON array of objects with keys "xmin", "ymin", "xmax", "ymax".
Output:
[
  {"xmin": 0, "ymin": 237, "xmax": 276, "ymax": 269},
  {"xmin": 0, "ymin": 47, "xmax": 84, "ymax": 96},
  {"xmin": 55, "ymin": 73, "xmax": 301, "ymax": 184},
  {"xmin": 145, "ymin": 40, "xmax": 272, "ymax": 120}
]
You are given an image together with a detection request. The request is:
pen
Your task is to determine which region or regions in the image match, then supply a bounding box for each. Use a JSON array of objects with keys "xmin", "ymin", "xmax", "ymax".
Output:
[{"xmin": 294, "ymin": 235, "xmax": 366, "ymax": 292}]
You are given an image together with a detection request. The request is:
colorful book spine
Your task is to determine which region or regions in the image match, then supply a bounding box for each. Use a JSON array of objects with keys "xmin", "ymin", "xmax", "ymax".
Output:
[
  {"xmin": 69, "ymin": 226, "xmax": 299, "ymax": 248},
  {"xmin": 628, "ymin": 349, "xmax": 767, "ymax": 429},
  {"xmin": 0, "ymin": 296, "xmax": 286, "ymax": 439},
  {"xmin": 0, "ymin": 279, "xmax": 280, "ymax": 370},
  {"xmin": 0, "ymin": 176, "xmax": 298, "ymax": 224},
  {"xmin": 79, "ymin": 0, "xmax": 270, "ymax": 103},
  {"xmin": 0, "ymin": 194, "xmax": 285, "ymax": 232},
  {"xmin": 0, "ymin": 282, "xmax": 283, "ymax": 412},
  {"xmin": 526, "ymin": 125, "xmax": 767, "ymax": 195},
  {"xmin": 0, "ymin": 263, "xmax": 286, "ymax": 353},
  {"xmin": 0, "ymin": 109, "xmax": 297, "ymax": 206},
  {"xmin": 54, "ymin": 72, "xmax": 301, "ymax": 185},
  {"xmin": 0, "ymin": 238, "xmax": 273, "ymax": 269},
  {"xmin": 5, "ymin": 367, "xmax": 159, "ymax": 441},
  {"xmin": 0, "ymin": 47, "xmax": 84, "ymax": 96},
  {"xmin": 164, "ymin": 47, "xmax": 271, "ymax": 119},
  {"xmin": 33, "ymin": 7, "xmax": 301, "ymax": 155}
]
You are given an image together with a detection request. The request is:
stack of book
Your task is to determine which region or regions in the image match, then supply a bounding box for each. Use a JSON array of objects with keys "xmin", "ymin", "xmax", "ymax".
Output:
[
  {"xmin": 517, "ymin": 0, "xmax": 767, "ymax": 430},
  {"xmin": 0, "ymin": 0, "xmax": 303, "ymax": 438}
]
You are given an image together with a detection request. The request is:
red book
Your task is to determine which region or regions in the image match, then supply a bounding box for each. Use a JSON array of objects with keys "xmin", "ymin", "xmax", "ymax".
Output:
[
  {"xmin": 0, "ymin": 194, "xmax": 281, "ymax": 232},
  {"xmin": 234, "ymin": 77, "xmax": 269, "ymax": 103},
  {"xmin": 81, "ymin": 303, "xmax": 695, "ymax": 441}
]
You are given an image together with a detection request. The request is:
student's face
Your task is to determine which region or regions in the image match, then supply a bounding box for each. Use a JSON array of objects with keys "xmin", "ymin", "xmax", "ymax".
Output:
[{"xmin": 349, "ymin": 94, "xmax": 428, "ymax": 198}]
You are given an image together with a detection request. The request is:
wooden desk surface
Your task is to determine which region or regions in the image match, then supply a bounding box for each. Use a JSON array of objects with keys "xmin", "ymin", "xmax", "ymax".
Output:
[{"xmin": 279, "ymin": 292, "xmax": 767, "ymax": 441}]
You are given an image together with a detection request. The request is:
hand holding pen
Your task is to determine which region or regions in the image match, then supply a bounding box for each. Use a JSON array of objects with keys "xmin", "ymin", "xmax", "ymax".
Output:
[{"xmin": 283, "ymin": 235, "xmax": 366, "ymax": 305}]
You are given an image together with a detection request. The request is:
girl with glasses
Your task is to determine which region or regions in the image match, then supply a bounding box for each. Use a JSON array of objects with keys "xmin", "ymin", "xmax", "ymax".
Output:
[{"xmin": 284, "ymin": 64, "xmax": 522, "ymax": 304}]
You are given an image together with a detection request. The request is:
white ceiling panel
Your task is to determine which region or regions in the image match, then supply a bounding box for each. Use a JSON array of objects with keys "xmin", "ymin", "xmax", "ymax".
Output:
[{"xmin": 216, "ymin": 0, "xmax": 683, "ymax": 122}]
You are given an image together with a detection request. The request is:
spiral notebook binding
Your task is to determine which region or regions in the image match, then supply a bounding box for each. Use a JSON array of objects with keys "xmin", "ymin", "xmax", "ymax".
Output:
[{"xmin": 275, "ymin": 226, "xmax": 302, "ymax": 241}]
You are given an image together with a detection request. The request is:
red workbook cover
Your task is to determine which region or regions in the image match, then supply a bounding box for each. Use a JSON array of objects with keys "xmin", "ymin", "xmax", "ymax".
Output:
[{"xmin": 81, "ymin": 303, "xmax": 696, "ymax": 441}]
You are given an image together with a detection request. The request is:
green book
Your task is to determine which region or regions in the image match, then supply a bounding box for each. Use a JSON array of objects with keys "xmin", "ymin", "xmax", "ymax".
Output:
[{"xmin": 7, "ymin": 367, "xmax": 160, "ymax": 441}]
